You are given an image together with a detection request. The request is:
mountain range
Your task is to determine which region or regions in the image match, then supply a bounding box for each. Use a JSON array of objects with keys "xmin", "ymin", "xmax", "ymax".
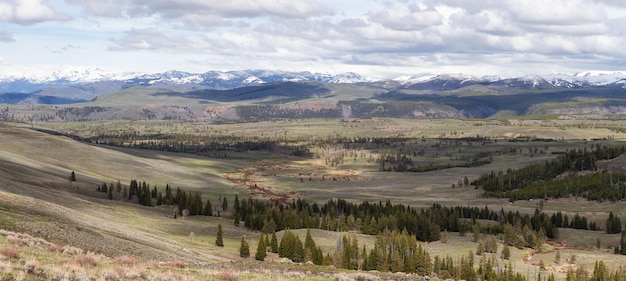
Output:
[{"xmin": 1, "ymin": 69, "xmax": 626, "ymax": 105}]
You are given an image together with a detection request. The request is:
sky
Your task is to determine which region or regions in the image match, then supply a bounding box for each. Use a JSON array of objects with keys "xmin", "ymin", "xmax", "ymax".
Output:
[{"xmin": 1, "ymin": 0, "xmax": 626, "ymax": 79}]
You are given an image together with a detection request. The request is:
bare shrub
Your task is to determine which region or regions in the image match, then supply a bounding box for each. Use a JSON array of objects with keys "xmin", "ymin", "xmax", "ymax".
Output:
[
  {"xmin": 75, "ymin": 253, "xmax": 99, "ymax": 267},
  {"xmin": 123, "ymin": 269, "xmax": 143, "ymax": 280},
  {"xmin": 48, "ymin": 244, "xmax": 62, "ymax": 253},
  {"xmin": 102, "ymin": 269, "xmax": 120, "ymax": 281},
  {"xmin": 24, "ymin": 260, "xmax": 41, "ymax": 275},
  {"xmin": 6, "ymin": 235, "xmax": 20, "ymax": 246},
  {"xmin": 0, "ymin": 247, "xmax": 19, "ymax": 260},
  {"xmin": 49, "ymin": 265, "xmax": 90, "ymax": 281},
  {"xmin": 61, "ymin": 245, "xmax": 83, "ymax": 255},
  {"xmin": 218, "ymin": 268, "xmax": 239, "ymax": 281},
  {"xmin": 0, "ymin": 260, "xmax": 11, "ymax": 272},
  {"xmin": 114, "ymin": 255, "xmax": 138, "ymax": 267},
  {"xmin": 147, "ymin": 271, "xmax": 185, "ymax": 281}
]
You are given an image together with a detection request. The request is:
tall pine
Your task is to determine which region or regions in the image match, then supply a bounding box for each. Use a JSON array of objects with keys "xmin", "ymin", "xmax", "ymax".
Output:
[
  {"xmin": 255, "ymin": 234, "xmax": 267, "ymax": 261},
  {"xmin": 239, "ymin": 236, "xmax": 250, "ymax": 258},
  {"xmin": 216, "ymin": 223, "xmax": 224, "ymax": 247},
  {"xmin": 270, "ymin": 231, "xmax": 278, "ymax": 253}
]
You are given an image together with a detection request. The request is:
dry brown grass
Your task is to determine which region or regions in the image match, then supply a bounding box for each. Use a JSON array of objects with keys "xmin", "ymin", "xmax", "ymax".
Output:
[
  {"xmin": 114, "ymin": 255, "xmax": 139, "ymax": 267},
  {"xmin": 102, "ymin": 269, "xmax": 120, "ymax": 281},
  {"xmin": 0, "ymin": 246, "xmax": 19, "ymax": 260},
  {"xmin": 218, "ymin": 268, "xmax": 240, "ymax": 281},
  {"xmin": 162, "ymin": 260, "xmax": 186, "ymax": 269},
  {"xmin": 24, "ymin": 259, "xmax": 42, "ymax": 275},
  {"xmin": 48, "ymin": 243, "xmax": 61, "ymax": 253},
  {"xmin": 75, "ymin": 253, "xmax": 99, "ymax": 267}
]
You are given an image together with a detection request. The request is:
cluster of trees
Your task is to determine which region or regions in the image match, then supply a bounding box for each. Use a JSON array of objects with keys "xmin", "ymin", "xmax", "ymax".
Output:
[
  {"xmin": 606, "ymin": 212, "xmax": 622, "ymax": 234},
  {"xmin": 377, "ymin": 150, "xmax": 492, "ymax": 172},
  {"xmin": 276, "ymin": 229, "xmax": 324, "ymax": 264},
  {"xmin": 96, "ymin": 179, "xmax": 221, "ymax": 218},
  {"xmin": 72, "ymin": 131, "xmax": 313, "ymax": 159},
  {"xmin": 232, "ymin": 197, "xmax": 578, "ymax": 244},
  {"xmin": 475, "ymin": 145, "xmax": 626, "ymax": 202}
]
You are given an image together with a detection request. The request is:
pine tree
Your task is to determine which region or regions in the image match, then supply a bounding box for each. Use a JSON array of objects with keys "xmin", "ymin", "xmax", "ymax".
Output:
[
  {"xmin": 70, "ymin": 171, "xmax": 76, "ymax": 182},
  {"xmin": 621, "ymin": 230, "xmax": 626, "ymax": 255},
  {"xmin": 216, "ymin": 223, "xmax": 224, "ymax": 247},
  {"xmin": 107, "ymin": 184, "xmax": 113, "ymax": 200},
  {"xmin": 222, "ymin": 197, "xmax": 228, "ymax": 211},
  {"xmin": 501, "ymin": 244, "xmax": 510, "ymax": 260},
  {"xmin": 203, "ymin": 199, "xmax": 212, "ymax": 216},
  {"xmin": 304, "ymin": 229, "xmax": 316, "ymax": 263},
  {"xmin": 240, "ymin": 236, "xmax": 250, "ymax": 258},
  {"xmin": 555, "ymin": 249, "xmax": 561, "ymax": 264},
  {"xmin": 255, "ymin": 234, "xmax": 267, "ymax": 261},
  {"xmin": 270, "ymin": 231, "xmax": 278, "ymax": 253}
]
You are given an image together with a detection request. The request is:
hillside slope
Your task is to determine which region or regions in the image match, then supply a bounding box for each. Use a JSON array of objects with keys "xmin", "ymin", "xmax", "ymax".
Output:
[{"xmin": 0, "ymin": 122, "xmax": 245, "ymax": 263}]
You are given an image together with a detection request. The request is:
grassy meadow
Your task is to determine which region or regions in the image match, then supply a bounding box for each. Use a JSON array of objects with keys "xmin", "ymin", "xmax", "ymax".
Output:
[{"xmin": 2, "ymin": 117, "xmax": 626, "ymax": 280}]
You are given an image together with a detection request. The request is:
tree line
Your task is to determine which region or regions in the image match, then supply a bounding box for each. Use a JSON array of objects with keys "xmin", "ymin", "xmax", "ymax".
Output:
[{"xmin": 474, "ymin": 144, "xmax": 626, "ymax": 201}]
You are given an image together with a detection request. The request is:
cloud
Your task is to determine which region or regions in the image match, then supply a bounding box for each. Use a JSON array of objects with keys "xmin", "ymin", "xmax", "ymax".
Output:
[
  {"xmin": 67, "ymin": 0, "xmax": 333, "ymax": 19},
  {"xmin": 51, "ymin": 44, "xmax": 79, "ymax": 53},
  {"xmin": 108, "ymin": 28, "xmax": 192, "ymax": 51},
  {"xmin": 0, "ymin": 0, "xmax": 70, "ymax": 25},
  {"xmin": 368, "ymin": 5, "xmax": 443, "ymax": 31},
  {"xmin": 0, "ymin": 30, "xmax": 14, "ymax": 42},
  {"xmin": 64, "ymin": 0, "xmax": 123, "ymax": 18}
]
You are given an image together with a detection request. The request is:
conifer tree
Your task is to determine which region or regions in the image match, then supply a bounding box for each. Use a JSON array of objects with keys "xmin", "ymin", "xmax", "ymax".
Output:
[
  {"xmin": 621, "ymin": 230, "xmax": 626, "ymax": 255},
  {"xmin": 203, "ymin": 199, "xmax": 212, "ymax": 216},
  {"xmin": 240, "ymin": 235, "xmax": 250, "ymax": 258},
  {"xmin": 255, "ymin": 234, "xmax": 267, "ymax": 261},
  {"xmin": 107, "ymin": 184, "xmax": 113, "ymax": 200},
  {"xmin": 304, "ymin": 229, "xmax": 316, "ymax": 262},
  {"xmin": 270, "ymin": 231, "xmax": 278, "ymax": 253},
  {"xmin": 222, "ymin": 197, "xmax": 228, "ymax": 211},
  {"xmin": 501, "ymin": 244, "xmax": 510, "ymax": 260},
  {"xmin": 216, "ymin": 223, "xmax": 224, "ymax": 247},
  {"xmin": 70, "ymin": 171, "xmax": 76, "ymax": 182}
]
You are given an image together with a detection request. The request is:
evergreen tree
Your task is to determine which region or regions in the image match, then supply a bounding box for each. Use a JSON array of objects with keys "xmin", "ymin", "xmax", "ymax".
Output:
[
  {"xmin": 240, "ymin": 236, "xmax": 250, "ymax": 258},
  {"xmin": 619, "ymin": 229, "xmax": 626, "ymax": 255},
  {"xmin": 233, "ymin": 210, "xmax": 240, "ymax": 227},
  {"xmin": 501, "ymin": 244, "xmax": 510, "ymax": 260},
  {"xmin": 116, "ymin": 180, "xmax": 122, "ymax": 193},
  {"xmin": 156, "ymin": 193, "xmax": 163, "ymax": 205},
  {"xmin": 555, "ymin": 249, "xmax": 561, "ymax": 264},
  {"xmin": 270, "ymin": 231, "xmax": 278, "ymax": 253},
  {"xmin": 234, "ymin": 195, "xmax": 240, "ymax": 214},
  {"xmin": 216, "ymin": 223, "xmax": 224, "ymax": 247},
  {"xmin": 304, "ymin": 229, "xmax": 317, "ymax": 263},
  {"xmin": 70, "ymin": 171, "xmax": 76, "ymax": 182},
  {"xmin": 107, "ymin": 184, "xmax": 113, "ymax": 200},
  {"xmin": 255, "ymin": 234, "xmax": 267, "ymax": 261},
  {"xmin": 222, "ymin": 197, "xmax": 228, "ymax": 211},
  {"xmin": 203, "ymin": 199, "xmax": 213, "ymax": 216}
]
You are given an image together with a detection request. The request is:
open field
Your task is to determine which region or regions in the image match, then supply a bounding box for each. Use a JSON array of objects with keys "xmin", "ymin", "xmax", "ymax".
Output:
[{"xmin": 3, "ymin": 118, "xmax": 626, "ymax": 280}]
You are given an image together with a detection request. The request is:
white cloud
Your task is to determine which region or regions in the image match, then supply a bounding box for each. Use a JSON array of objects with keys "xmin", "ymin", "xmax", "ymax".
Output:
[
  {"xmin": 0, "ymin": 0, "xmax": 70, "ymax": 25},
  {"xmin": 64, "ymin": 0, "xmax": 122, "ymax": 18},
  {"xmin": 0, "ymin": 0, "xmax": 625, "ymax": 77},
  {"xmin": 368, "ymin": 5, "xmax": 443, "ymax": 31}
]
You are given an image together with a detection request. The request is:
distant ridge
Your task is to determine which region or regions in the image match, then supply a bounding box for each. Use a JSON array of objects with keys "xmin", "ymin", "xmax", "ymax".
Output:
[{"xmin": 1, "ymin": 68, "xmax": 626, "ymax": 105}]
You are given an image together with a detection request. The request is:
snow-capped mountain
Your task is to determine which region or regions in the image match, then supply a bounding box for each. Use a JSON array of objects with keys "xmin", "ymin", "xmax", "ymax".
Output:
[
  {"xmin": 393, "ymin": 71, "xmax": 626, "ymax": 90},
  {"xmin": 0, "ymin": 69, "xmax": 375, "ymax": 94},
  {"xmin": 2, "ymin": 68, "xmax": 626, "ymax": 105}
]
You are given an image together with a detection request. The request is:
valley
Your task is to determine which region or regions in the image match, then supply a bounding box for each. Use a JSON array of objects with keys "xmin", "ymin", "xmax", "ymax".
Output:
[{"xmin": 1, "ymin": 116, "xmax": 626, "ymax": 280}]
